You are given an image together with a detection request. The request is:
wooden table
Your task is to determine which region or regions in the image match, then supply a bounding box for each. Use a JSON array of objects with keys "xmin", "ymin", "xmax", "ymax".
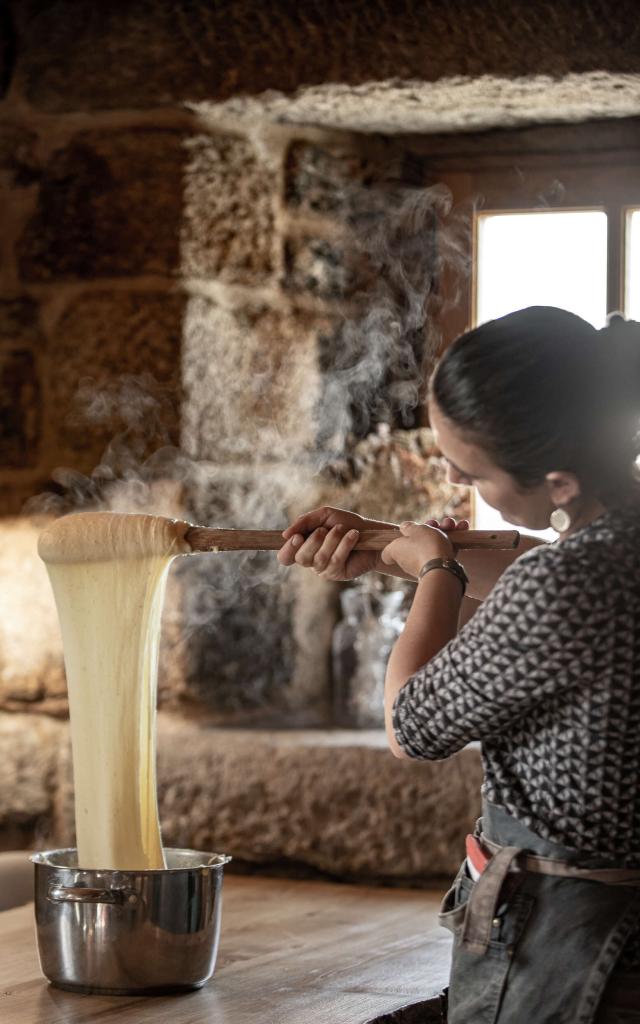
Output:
[{"xmin": 0, "ymin": 876, "xmax": 451, "ymax": 1024}]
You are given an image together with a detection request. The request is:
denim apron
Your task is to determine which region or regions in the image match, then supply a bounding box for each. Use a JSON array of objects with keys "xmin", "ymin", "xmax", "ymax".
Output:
[{"xmin": 438, "ymin": 802, "xmax": 640, "ymax": 1024}]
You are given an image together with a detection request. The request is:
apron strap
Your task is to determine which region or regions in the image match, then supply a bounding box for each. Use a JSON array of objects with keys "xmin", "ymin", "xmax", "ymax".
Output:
[
  {"xmin": 460, "ymin": 845, "xmax": 523, "ymax": 955},
  {"xmin": 481, "ymin": 832, "xmax": 640, "ymax": 885}
]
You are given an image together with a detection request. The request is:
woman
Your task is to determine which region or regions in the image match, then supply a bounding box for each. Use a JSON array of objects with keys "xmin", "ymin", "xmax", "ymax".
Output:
[{"xmin": 278, "ymin": 306, "xmax": 640, "ymax": 1023}]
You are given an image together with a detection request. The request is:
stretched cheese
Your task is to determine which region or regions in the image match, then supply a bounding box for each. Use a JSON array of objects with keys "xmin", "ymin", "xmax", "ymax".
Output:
[{"xmin": 39, "ymin": 512, "xmax": 189, "ymax": 869}]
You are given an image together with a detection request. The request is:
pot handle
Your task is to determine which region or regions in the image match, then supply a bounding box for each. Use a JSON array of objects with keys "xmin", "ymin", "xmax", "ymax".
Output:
[{"xmin": 47, "ymin": 885, "xmax": 139, "ymax": 906}]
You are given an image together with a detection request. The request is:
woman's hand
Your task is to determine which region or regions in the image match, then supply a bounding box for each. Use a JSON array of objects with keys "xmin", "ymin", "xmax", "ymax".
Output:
[
  {"xmin": 423, "ymin": 516, "xmax": 470, "ymax": 535},
  {"xmin": 278, "ymin": 506, "xmax": 392, "ymax": 581},
  {"xmin": 278, "ymin": 508, "xmax": 471, "ymax": 583},
  {"xmin": 380, "ymin": 520, "xmax": 459, "ymax": 579}
]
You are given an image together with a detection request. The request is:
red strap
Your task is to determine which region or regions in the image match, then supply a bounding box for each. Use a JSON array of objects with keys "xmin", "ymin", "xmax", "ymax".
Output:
[{"xmin": 466, "ymin": 834, "xmax": 492, "ymax": 876}]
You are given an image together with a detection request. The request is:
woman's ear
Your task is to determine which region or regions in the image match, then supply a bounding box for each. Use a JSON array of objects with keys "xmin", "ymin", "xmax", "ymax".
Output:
[{"xmin": 544, "ymin": 471, "xmax": 582, "ymax": 507}]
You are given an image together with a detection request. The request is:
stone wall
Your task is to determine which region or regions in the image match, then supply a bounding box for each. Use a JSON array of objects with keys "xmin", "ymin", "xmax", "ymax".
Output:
[
  {"xmin": 2, "ymin": 1, "xmax": 639, "ymax": 516},
  {"xmin": 0, "ymin": 4, "xmax": 474, "ymax": 730},
  {"xmin": 0, "ymin": 111, "xmax": 462, "ymax": 513}
]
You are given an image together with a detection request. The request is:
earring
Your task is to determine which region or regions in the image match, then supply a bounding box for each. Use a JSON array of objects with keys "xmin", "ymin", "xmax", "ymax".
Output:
[{"xmin": 550, "ymin": 507, "xmax": 571, "ymax": 533}]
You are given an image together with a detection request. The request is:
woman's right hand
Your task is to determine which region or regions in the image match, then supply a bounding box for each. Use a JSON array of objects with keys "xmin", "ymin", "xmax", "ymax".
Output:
[
  {"xmin": 278, "ymin": 508, "xmax": 474, "ymax": 582},
  {"xmin": 278, "ymin": 506, "xmax": 391, "ymax": 581}
]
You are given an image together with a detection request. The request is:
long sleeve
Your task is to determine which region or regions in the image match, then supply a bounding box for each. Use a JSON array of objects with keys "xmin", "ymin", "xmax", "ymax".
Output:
[
  {"xmin": 390, "ymin": 507, "xmax": 640, "ymax": 862},
  {"xmin": 392, "ymin": 544, "xmax": 600, "ymax": 760}
]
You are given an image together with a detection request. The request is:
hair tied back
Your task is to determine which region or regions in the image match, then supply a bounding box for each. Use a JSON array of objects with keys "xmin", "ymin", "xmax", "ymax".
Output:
[
  {"xmin": 600, "ymin": 311, "xmax": 640, "ymax": 337},
  {"xmin": 598, "ymin": 311, "xmax": 640, "ymax": 364},
  {"xmin": 606, "ymin": 311, "xmax": 626, "ymax": 327}
]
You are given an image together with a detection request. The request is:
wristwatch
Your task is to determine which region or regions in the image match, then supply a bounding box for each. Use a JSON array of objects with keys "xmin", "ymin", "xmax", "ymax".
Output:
[{"xmin": 417, "ymin": 557, "xmax": 469, "ymax": 594}]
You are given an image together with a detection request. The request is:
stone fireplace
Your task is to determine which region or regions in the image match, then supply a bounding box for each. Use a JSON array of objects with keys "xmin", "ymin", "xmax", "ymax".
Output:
[{"xmin": 1, "ymin": 0, "xmax": 639, "ymax": 879}]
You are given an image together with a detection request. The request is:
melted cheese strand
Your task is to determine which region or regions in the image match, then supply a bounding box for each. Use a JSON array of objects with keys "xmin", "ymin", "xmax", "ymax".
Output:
[{"xmin": 39, "ymin": 512, "xmax": 189, "ymax": 870}]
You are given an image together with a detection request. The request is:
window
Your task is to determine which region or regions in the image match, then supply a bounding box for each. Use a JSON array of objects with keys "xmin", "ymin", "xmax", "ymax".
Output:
[
  {"xmin": 475, "ymin": 210, "xmax": 608, "ymax": 328},
  {"xmin": 428, "ymin": 119, "xmax": 640, "ymax": 533},
  {"xmin": 474, "ymin": 209, "xmax": 609, "ymax": 536}
]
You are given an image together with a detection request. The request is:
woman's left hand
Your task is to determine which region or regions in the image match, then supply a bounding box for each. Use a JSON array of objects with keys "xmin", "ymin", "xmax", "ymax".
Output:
[{"xmin": 380, "ymin": 520, "xmax": 456, "ymax": 579}]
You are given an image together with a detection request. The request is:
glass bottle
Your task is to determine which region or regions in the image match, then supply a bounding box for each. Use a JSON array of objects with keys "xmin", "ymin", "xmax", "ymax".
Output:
[{"xmin": 332, "ymin": 585, "xmax": 404, "ymax": 728}]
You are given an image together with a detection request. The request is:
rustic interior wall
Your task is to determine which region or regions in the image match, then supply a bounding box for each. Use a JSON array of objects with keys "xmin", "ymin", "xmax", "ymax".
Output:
[
  {"xmin": 0, "ymin": 1, "xmax": 474, "ymax": 732},
  {"xmin": 3, "ymin": 0, "xmax": 639, "ymax": 514},
  {"xmin": 6, "ymin": 0, "xmax": 640, "ymax": 110},
  {"xmin": 0, "ymin": 110, "xmax": 464, "ymax": 509},
  {"xmin": 0, "ymin": 103, "xmax": 469, "ymax": 714}
]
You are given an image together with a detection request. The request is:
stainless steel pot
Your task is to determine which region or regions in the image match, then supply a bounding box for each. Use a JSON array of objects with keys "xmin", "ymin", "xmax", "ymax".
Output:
[{"xmin": 31, "ymin": 847, "xmax": 232, "ymax": 995}]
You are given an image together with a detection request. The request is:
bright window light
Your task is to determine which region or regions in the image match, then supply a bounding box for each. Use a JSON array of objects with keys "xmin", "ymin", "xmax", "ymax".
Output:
[
  {"xmin": 473, "ymin": 209, "xmax": 608, "ymax": 537},
  {"xmin": 626, "ymin": 209, "xmax": 640, "ymax": 321},
  {"xmin": 476, "ymin": 210, "xmax": 608, "ymax": 329}
]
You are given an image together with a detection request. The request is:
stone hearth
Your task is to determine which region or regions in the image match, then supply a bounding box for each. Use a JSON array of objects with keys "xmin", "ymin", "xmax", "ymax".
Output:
[{"xmin": 0, "ymin": 710, "xmax": 482, "ymax": 881}]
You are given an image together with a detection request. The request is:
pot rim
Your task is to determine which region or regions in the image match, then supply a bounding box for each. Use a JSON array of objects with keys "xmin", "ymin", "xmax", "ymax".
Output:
[{"xmin": 30, "ymin": 847, "xmax": 232, "ymax": 873}]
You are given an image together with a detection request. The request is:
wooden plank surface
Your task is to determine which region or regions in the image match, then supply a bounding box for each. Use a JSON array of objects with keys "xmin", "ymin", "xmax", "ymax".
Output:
[{"xmin": 0, "ymin": 876, "xmax": 451, "ymax": 1024}]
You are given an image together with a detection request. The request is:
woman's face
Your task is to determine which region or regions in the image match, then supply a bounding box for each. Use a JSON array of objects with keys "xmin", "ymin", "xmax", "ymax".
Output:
[{"xmin": 428, "ymin": 398, "xmax": 554, "ymax": 530}]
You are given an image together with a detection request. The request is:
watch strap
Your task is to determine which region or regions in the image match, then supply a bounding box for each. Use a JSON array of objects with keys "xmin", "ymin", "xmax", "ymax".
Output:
[{"xmin": 418, "ymin": 557, "xmax": 468, "ymax": 594}]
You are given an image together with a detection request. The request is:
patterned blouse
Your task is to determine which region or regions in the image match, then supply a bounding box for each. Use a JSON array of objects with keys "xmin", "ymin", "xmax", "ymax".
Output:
[{"xmin": 392, "ymin": 505, "xmax": 640, "ymax": 868}]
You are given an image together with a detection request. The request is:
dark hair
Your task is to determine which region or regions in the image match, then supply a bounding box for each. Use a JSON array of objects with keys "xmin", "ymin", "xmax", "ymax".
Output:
[{"xmin": 430, "ymin": 306, "xmax": 640, "ymax": 506}]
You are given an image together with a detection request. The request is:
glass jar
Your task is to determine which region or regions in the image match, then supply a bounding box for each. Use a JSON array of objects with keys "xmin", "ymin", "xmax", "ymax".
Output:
[{"xmin": 332, "ymin": 584, "xmax": 404, "ymax": 728}]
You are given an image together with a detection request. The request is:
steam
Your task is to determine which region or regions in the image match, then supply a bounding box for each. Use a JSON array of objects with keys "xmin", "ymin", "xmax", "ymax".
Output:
[
  {"xmin": 23, "ymin": 175, "xmax": 470, "ymax": 715},
  {"xmin": 24, "ymin": 374, "xmax": 186, "ymax": 519},
  {"xmin": 313, "ymin": 182, "xmax": 468, "ymax": 457},
  {"xmin": 25, "ymin": 177, "xmax": 471, "ymax": 580},
  {"xmin": 27, "ymin": 176, "xmax": 469, "ymax": 514}
]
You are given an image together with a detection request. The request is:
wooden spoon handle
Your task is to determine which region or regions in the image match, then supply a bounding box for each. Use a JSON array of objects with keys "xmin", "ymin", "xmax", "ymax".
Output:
[{"xmin": 184, "ymin": 527, "xmax": 520, "ymax": 552}]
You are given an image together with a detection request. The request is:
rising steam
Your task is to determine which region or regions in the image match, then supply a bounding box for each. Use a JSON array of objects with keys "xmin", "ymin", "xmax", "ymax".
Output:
[{"xmin": 23, "ymin": 174, "xmax": 470, "ymax": 716}]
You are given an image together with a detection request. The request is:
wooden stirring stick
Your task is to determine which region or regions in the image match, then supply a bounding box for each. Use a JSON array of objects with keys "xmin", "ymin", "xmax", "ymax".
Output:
[{"xmin": 184, "ymin": 526, "xmax": 520, "ymax": 552}]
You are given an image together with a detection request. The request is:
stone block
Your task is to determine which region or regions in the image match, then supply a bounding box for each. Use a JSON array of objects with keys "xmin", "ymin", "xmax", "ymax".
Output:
[
  {"xmin": 319, "ymin": 428, "xmax": 471, "ymax": 525},
  {"xmin": 155, "ymin": 719, "xmax": 483, "ymax": 881},
  {"xmin": 0, "ymin": 518, "xmax": 68, "ymax": 716},
  {"xmin": 164, "ymin": 461, "xmax": 334, "ymax": 724},
  {"xmin": 0, "ymin": 123, "xmax": 39, "ymax": 186},
  {"xmin": 17, "ymin": 129, "xmax": 275, "ymax": 284},
  {"xmin": 283, "ymin": 235, "xmax": 355, "ymax": 299},
  {"xmin": 17, "ymin": 0, "xmax": 640, "ymax": 114},
  {"xmin": 0, "ymin": 348, "xmax": 41, "ymax": 468},
  {"xmin": 170, "ymin": 557, "xmax": 335, "ymax": 724},
  {"xmin": 181, "ymin": 296, "xmax": 322, "ymax": 465},
  {"xmin": 0, "ymin": 650, "xmax": 485, "ymax": 877},
  {"xmin": 177, "ymin": 292, "xmax": 335, "ymax": 722},
  {"xmin": 0, "ymin": 712, "xmax": 65, "ymax": 848},
  {"xmin": 18, "ymin": 130, "xmax": 183, "ymax": 281},
  {"xmin": 0, "ymin": 297, "xmax": 41, "ymax": 344},
  {"xmin": 284, "ymin": 142, "xmax": 375, "ymax": 217},
  {"xmin": 180, "ymin": 134, "xmax": 275, "ymax": 283},
  {"xmin": 172, "ymin": 554, "xmax": 301, "ymax": 721},
  {"xmin": 46, "ymin": 291, "xmax": 183, "ymax": 468},
  {"xmin": 314, "ymin": 316, "xmax": 427, "ymax": 449}
]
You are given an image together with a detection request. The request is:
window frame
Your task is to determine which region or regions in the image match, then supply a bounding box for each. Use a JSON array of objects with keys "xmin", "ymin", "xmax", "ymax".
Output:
[
  {"xmin": 416, "ymin": 117, "xmax": 640, "ymax": 526},
  {"xmin": 418, "ymin": 116, "xmax": 640, "ymax": 351}
]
